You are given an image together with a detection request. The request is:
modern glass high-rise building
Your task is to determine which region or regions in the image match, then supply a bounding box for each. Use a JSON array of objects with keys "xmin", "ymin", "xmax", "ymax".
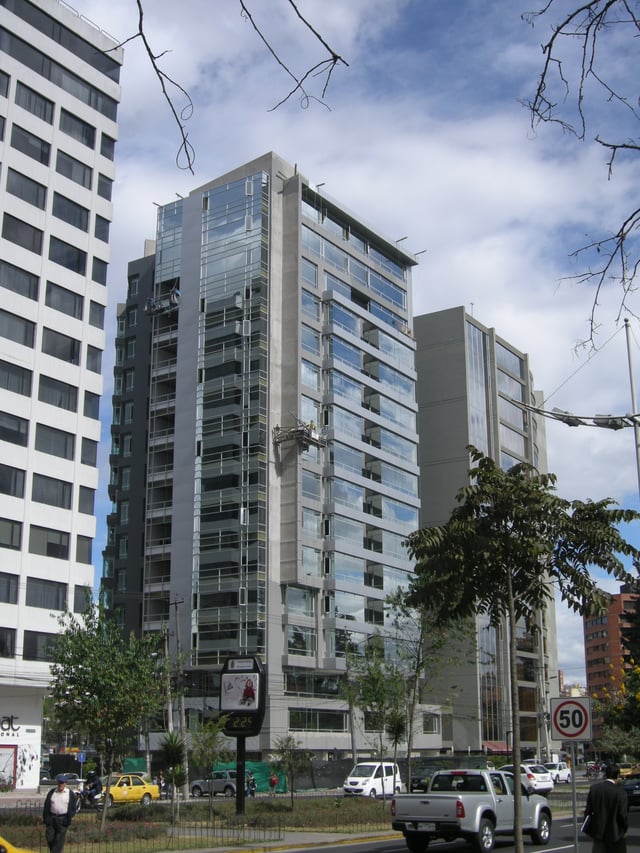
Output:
[
  {"xmin": 414, "ymin": 306, "xmax": 560, "ymax": 761},
  {"xmin": 102, "ymin": 152, "xmax": 440, "ymax": 757},
  {"xmin": 0, "ymin": 0, "xmax": 122, "ymax": 787}
]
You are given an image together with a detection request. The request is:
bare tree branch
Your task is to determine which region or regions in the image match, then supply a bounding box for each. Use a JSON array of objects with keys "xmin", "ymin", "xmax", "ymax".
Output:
[
  {"xmin": 109, "ymin": 1, "xmax": 348, "ymax": 174},
  {"xmin": 521, "ymin": 0, "xmax": 640, "ymax": 343}
]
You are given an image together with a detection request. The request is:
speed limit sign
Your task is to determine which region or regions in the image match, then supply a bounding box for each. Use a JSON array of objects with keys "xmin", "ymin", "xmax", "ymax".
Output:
[{"xmin": 550, "ymin": 697, "xmax": 592, "ymax": 741}]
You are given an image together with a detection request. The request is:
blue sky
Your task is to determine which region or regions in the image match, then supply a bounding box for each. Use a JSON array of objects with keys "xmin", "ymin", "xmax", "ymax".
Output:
[{"xmin": 71, "ymin": 0, "xmax": 640, "ymax": 685}]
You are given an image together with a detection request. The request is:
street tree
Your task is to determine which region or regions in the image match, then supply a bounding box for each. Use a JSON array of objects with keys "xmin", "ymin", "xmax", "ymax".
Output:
[
  {"xmin": 522, "ymin": 1, "xmax": 640, "ymax": 339},
  {"xmin": 271, "ymin": 735, "xmax": 310, "ymax": 808},
  {"xmin": 386, "ymin": 590, "xmax": 476, "ymax": 792},
  {"xmin": 160, "ymin": 730, "xmax": 186, "ymax": 823},
  {"xmin": 49, "ymin": 600, "xmax": 166, "ymax": 830},
  {"xmin": 189, "ymin": 717, "xmax": 232, "ymax": 818},
  {"xmin": 404, "ymin": 446, "xmax": 640, "ymax": 853}
]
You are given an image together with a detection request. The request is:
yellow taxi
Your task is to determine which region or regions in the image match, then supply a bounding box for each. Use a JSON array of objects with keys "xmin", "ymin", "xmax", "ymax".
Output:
[
  {"xmin": 104, "ymin": 774, "xmax": 160, "ymax": 806},
  {"xmin": 0, "ymin": 836, "xmax": 38, "ymax": 853},
  {"xmin": 617, "ymin": 762, "xmax": 638, "ymax": 779}
]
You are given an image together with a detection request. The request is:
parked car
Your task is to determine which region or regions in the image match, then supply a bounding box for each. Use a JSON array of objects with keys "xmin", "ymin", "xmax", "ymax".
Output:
[
  {"xmin": 623, "ymin": 771, "xmax": 640, "ymax": 807},
  {"xmin": 191, "ymin": 769, "xmax": 237, "ymax": 798},
  {"xmin": 103, "ymin": 774, "xmax": 159, "ymax": 806},
  {"xmin": 501, "ymin": 764, "xmax": 554, "ymax": 795},
  {"xmin": 410, "ymin": 764, "xmax": 445, "ymax": 792},
  {"xmin": 0, "ymin": 835, "xmax": 38, "ymax": 853},
  {"xmin": 343, "ymin": 761, "xmax": 406, "ymax": 798},
  {"xmin": 617, "ymin": 762, "xmax": 638, "ymax": 779},
  {"xmin": 544, "ymin": 761, "xmax": 572, "ymax": 783},
  {"xmin": 40, "ymin": 772, "xmax": 81, "ymax": 786}
]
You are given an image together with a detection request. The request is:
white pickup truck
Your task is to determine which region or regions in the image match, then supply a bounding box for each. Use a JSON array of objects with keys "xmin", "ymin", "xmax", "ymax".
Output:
[{"xmin": 390, "ymin": 768, "xmax": 552, "ymax": 852}]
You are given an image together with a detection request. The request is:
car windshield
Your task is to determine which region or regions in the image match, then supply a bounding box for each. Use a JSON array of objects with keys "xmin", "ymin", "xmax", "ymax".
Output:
[
  {"xmin": 529, "ymin": 766, "xmax": 548, "ymax": 774},
  {"xmin": 351, "ymin": 764, "xmax": 376, "ymax": 777}
]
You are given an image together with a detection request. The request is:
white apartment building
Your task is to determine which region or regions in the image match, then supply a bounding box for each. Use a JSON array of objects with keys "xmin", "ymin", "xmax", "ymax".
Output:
[{"xmin": 0, "ymin": 0, "xmax": 121, "ymax": 788}]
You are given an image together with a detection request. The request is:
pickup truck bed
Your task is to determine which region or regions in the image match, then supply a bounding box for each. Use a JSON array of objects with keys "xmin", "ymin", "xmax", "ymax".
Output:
[{"xmin": 391, "ymin": 769, "xmax": 552, "ymax": 852}]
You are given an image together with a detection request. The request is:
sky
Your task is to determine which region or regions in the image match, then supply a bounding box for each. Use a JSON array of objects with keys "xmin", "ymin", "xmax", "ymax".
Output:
[{"xmin": 69, "ymin": 0, "xmax": 640, "ymax": 686}]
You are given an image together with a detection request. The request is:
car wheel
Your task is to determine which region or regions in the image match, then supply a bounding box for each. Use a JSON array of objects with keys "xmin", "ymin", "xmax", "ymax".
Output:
[
  {"xmin": 191, "ymin": 785, "xmax": 202, "ymax": 798},
  {"xmin": 554, "ymin": 775, "xmax": 559, "ymax": 783},
  {"xmin": 405, "ymin": 832, "xmax": 430, "ymax": 853},
  {"xmin": 530, "ymin": 811, "xmax": 551, "ymax": 844},
  {"xmin": 141, "ymin": 793, "xmax": 152, "ymax": 806},
  {"xmin": 106, "ymin": 794, "xmax": 114, "ymax": 808},
  {"xmin": 473, "ymin": 817, "xmax": 495, "ymax": 852},
  {"xmin": 566, "ymin": 774, "xmax": 572, "ymax": 784},
  {"xmin": 368, "ymin": 789, "xmax": 377, "ymax": 798},
  {"xmin": 224, "ymin": 786, "xmax": 234, "ymax": 797},
  {"xmin": 395, "ymin": 785, "xmax": 402, "ymax": 793}
]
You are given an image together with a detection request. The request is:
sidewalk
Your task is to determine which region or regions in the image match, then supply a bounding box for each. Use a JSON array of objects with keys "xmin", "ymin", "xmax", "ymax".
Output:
[{"xmin": 156, "ymin": 830, "xmax": 401, "ymax": 853}]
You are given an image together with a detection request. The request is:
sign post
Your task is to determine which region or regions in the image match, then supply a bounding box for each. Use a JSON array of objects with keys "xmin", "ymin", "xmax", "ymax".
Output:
[
  {"xmin": 220, "ymin": 657, "xmax": 266, "ymax": 815},
  {"xmin": 550, "ymin": 697, "xmax": 592, "ymax": 850}
]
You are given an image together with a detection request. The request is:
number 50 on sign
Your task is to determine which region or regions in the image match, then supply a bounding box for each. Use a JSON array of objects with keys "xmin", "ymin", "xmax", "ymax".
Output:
[{"xmin": 550, "ymin": 697, "xmax": 592, "ymax": 741}]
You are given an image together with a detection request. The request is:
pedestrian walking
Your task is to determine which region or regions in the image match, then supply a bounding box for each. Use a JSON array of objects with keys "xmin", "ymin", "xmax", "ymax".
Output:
[
  {"xmin": 583, "ymin": 762, "xmax": 629, "ymax": 853},
  {"xmin": 43, "ymin": 774, "xmax": 77, "ymax": 853},
  {"xmin": 269, "ymin": 769, "xmax": 278, "ymax": 796}
]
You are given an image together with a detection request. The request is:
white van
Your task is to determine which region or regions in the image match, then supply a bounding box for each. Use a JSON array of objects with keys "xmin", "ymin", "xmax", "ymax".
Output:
[{"xmin": 343, "ymin": 761, "xmax": 406, "ymax": 797}]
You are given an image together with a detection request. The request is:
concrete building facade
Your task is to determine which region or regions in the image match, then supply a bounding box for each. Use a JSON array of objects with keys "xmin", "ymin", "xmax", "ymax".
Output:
[
  {"xmin": 102, "ymin": 152, "xmax": 443, "ymax": 758},
  {"xmin": 0, "ymin": 0, "xmax": 121, "ymax": 787},
  {"xmin": 414, "ymin": 306, "xmax": 559, "ymax": 761}
]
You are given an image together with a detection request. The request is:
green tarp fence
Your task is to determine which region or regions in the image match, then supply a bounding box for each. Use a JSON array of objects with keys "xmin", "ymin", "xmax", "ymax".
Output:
[{"xmin": 216, "ymin": 760, "xmax": 287, "ymax": 793}]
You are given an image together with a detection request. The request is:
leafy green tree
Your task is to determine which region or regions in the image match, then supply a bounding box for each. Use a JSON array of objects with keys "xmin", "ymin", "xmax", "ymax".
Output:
[
  {"xmin": 160, "ymin": 730, "xmax": 186, "ymax": 823},
  {"xmin": 271, "ymin": 735, "xmax": 310, "ymax": 808},
  {"xmin": 190, "ymin": 718, "xmax": 232, "ymax": 818},
  {"xmin": 597, "ymin": 724, "xmax": 640, "ymax": 761},
  {"xmin": 405, "ymin": 447, "xmax": 639, "ymax": 853},
  {"xmin": 386, "ymin": 591, "xmax": 476, "ymax": 790}
]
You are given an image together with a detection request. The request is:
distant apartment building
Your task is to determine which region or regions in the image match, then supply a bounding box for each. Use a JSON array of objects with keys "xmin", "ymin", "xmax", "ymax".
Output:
[
  {"xmin": 414, "ymin": 306, "xmax": 559, "ymax": 761},
  {"xmin": 0, "ymin": 0, "xmax": 122, "ymax": 788},
  {"xmin": 584, "ymin": 585, "xmax": 637, "ymax": 703},
  {"xmin": 101, "ymin": 152, "xmax": 445, "ymax": 757}
]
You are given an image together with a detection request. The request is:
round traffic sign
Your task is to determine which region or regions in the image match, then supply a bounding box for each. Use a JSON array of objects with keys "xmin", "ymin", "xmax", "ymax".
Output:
[{"xmin": 551, "ymin": 698, "xmax": 590, "ymax": 740}]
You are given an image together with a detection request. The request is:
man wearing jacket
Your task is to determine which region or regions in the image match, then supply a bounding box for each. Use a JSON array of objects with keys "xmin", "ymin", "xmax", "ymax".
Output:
[
  {"xmin": 583, "ymin": 763, "xmax": 629, "ymax": 853},
  {"xmin": 42, "ymin": 774, "xmax": 77, "ymax": 853}
]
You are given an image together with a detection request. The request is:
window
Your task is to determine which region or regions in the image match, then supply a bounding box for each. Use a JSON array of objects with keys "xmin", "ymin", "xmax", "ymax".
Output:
[
  {"xmin": 92, "ymin": 257, "xmax": 107, "ymax": 284},
  {"xmin": 49, "ymin": 236, "xmax": 87, "ymax": 275},
  {"xmin": 23, "ymin": 630, "xmax": 56, "ymax": 661},
  {"xmin": 7, "ymin": 167, "xmax": 46, "ymax": 208},
  {"xmin": 0, "ymin": 411, "xmax": 28, "ymax": 446},
  {"xmin": 97, "ymin": 173, "xmax": 113, "ymax": 200},
  {"xmin": 124, "ymin": 401, "xmax": 134, "ymax": 423},
  {"xmin": 32, "ymin": 473, "xmax": 72, "ymax": 508},
  {"xmin": 120, "ymin": 467, "xmax": 131, "ymax": 490},
  {"xmin": 128, "ymin": 275, "xmax": 139, "ymax": 296},
  {"xmin": 87, "ymin": 345, "xmax": 102, "ymax": 373},
  {"xmin": 73, "ymin": 586, "xmax": 91, "ymax": 613},
  {"xmin": 120, "ymin": 500, "xmax": 129, "ymax": 524},
  {"xmin": 422, "ymin": 713, "xmax": 440, "ymax": 734},
  {"xmin": 84, "ymin": 391, "xmax": 100, "ymax": 420},
  {"xmin": 118, "ymin": 536, "xmax": 128, "ymax": 559},
  {"xmin": 0, "ymin": 463, "xmax": 25, "ymax": 498},
  {"xmin": 0, "ymin": 572, "xmax": 18, "ymax": 604},
  {"xmin": 89, "ymin": 300, "xmax": 104, "ymax": 329},
  {"xmin": 0, "ymin": 70, "xmax": 9, "ymax": 97},
  {"xmin": 76, "ymin": 536, "xmax": 92, "ymax": 564},
  {"xmin": 42, "ymin": 328, "xmax": 81, "ymax": 364},
  {"xmin": 287, "ymin": 625, "xmax": 316, "ymax": 657},
  {"xmin": 52, "ymin": 193, "xmax": 89, "ymax": 231},
  {"xmin": 0, "ymin": 628, "xmax": 16, "ymax": 658},
  {"xmin": 15, "ymin": 81, "xmax": 53, "ymax": 123},
  {"xmin": 0, "ymin": 259, "xmax": 38, "ymax": 300},
  {"xmin": 127, "ymin": 308, "xmax": 137, "ymax": 328},
  {"xmin": 100, "ymin": 134, "xmax": 115, "ymax": 160},
  {"xmin": 55, "ymin": 150, "xmax": 91, "ymax": 188},
  {"xmin": 126, "ymin": 339, "xmax": 136, "ymax": 359},
  {"xmin": 59, "ymin": 108, "xmax": 95, "ymax": 147},
  {"xmin": 10, "ymin": 124, "xmax": 50, "ymax": 164},
  {"xmin": 81, "ymin": 437, "xmax": 97, "ymax": 466},
  {"xmin": 95, "ymin": 215, "xmax": 110, "ymax": 242},
  {"xmin": 35, "ymin": 424, "xmax": 74, "ymax": 459},
  {"xmin": 26, "ymin": 577, "xmax": 66, "ymax": 610},
  {"xmin": 2, "ymin": 213, "xmax": 43, "ymax": 253},
  {"xmin": 45, "ymin": 281, "xmax": 83, "ymax": 318},
  {"xmin": 29, "ymin": 525, "xmax": 69, "ymax": 559},
  {"xmin": 78, "ymin": 486, "xmax": 94, "ymax": 514},
  {"xmin": 0, "ymin": 518, "xmax": 22, "ymax": 550},
  {"xmin": 38, "ymin": 375, "xmax": 77, "ymax": 412},
  {"xmin": 124, "ymin": 370, "xmax": 134, "ymax": 391},
  {"xmin": 0, "ymin": 359, "xmax": 32, "ymax": 396},
  {"xmin": 0, "ymin": 308, "xmax": 35, "ymax": 347}
]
